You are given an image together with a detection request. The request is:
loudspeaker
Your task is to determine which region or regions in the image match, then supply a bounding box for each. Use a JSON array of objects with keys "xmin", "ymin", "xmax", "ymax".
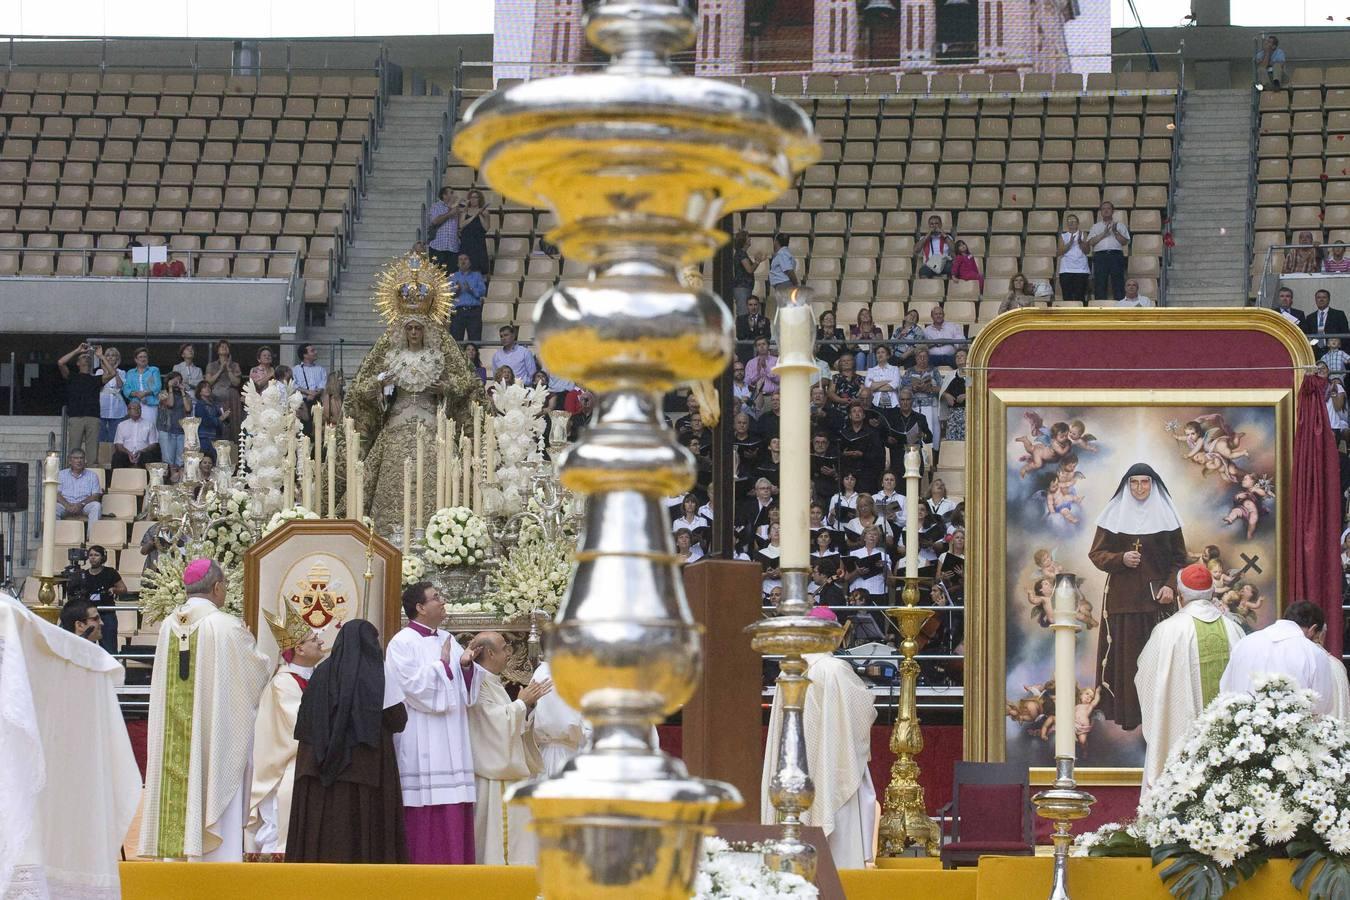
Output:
[{"xmin": 0, "ymin": 462, "xmax": 29, "ymax": 513}]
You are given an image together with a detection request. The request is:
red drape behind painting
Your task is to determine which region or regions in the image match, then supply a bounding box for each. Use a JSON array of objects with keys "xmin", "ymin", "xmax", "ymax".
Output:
[{"xmin": 1290, "ymin": 374, "xmax": 1343, "ymax": 658}]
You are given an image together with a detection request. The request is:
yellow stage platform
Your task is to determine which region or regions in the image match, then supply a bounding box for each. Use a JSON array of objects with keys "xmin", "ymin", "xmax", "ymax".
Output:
[{"xmin": 118, "ymin": 857, "xmax": 1310, "ymax": 899}]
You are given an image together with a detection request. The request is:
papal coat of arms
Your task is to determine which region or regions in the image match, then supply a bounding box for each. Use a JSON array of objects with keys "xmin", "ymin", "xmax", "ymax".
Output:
[{"xmin": 285, "ymin": 560, "xmax": 350, "ymax": 629}]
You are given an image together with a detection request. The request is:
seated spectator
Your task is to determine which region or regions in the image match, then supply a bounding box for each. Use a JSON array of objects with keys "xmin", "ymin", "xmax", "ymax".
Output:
[
  {"xmin": 58, "ymin": 343, "xmax": 103, "ymax": 461},
  {"xmin": 463, "ymin": 342, "xmax": 487, "ymax": 383},
  {"xmin": 949, "ymin": 241, "xmax": 984, "ymax": 290},
  {"xmin": 250, "ymin": 346, "xmax": 276, "ymax": 391},
  {"xmin": 674, "ymin": 528, "xmax": 704, "ymax": 565},
  {"xmin": 731, "ymin": 359, "xmax": 754, "ymax": 418},
  {"xmin": 735, "ymin": 294, "xmax": 772, "ymax": 363},
  {"xmin": 172, "ymin": 343, "xmax": 203, "ymax": 390},
  {"xmin": 491, "ymin": 325, "xmax": 538, "ymax": 384},
  {"xmin": 815, "ymin": 309, "xmax": 848, "ymax": 369},
  {"xmin": 122, "ymin": 347, "xmax": 161, "ymax": 410},
  {"xmin": 192, "ymin": 381, "xmax": 229, "ymax": 461},
  {"xmin": 891, "ymin": 308, "xmax": 925, "ymax": 367},
  {"xmin": 59, "ymin": 597, "xmax": 102, "ymax": 643},
  {"xmin": 672, "ymin": 493, "xmax": 710, "ymax": 537},
  {"xmin": 1057, "ymin": 214, "xmax": 1091, "ymax": 302},
  {"xmin": 95, "ymin": 345, "xmax": 128, "ymax": 444},
  {"xmin": 998, "ymin": 272, "xmax": 1037, "ymax": 313},
  {"xmin": 850, "ymin": 306, "xmax": 885, "ymax": 370},
  {"xmin": 1255, "ymin": 35, "xmax": 1287, "ymax": 90},
  {"xmin": 1324, "ymin": 244, "xmax": 1350, "ymax": 275},
  {"xmin": 914, "ymin": 214, "xmax": 955, "ymax": 278},
  {"xmin": 449, "ymin": 252, "xmax": 487, "ymax": 342},
  {"xmin": 156, "ymin": 371, "xmax": 192, "ymax": 475},
  {"xmin": 1284, "ymin": 231, "xmax": 1322, "ymax": 274},
  {"xmin": 1116, "ymin": 279, "xmax": 1155, "ymax": 308},
  {"xmin": 923, "ymin": 306, "xmax": 965, "ymax": 368},
  {"xmin": 458, "ymin": 189, "xmax": 492, "ymax": 277},
  {"xmin": 56, "ymin": 449, "xmax": 102, "ymax": 523},
  {"xmin": 111, "ymin": 400, "xmax": 160, "ymax": 469},
  {"xmin": 745, "ymin": 337, "xmax": 780, "ymax": 411},
  {"xmin": 827, "ymin": 354, "xmax": 864, "ymax": 409},
  {"xmin": 767, "ymin": 233, "xmax": 799, "ymax": 295}
]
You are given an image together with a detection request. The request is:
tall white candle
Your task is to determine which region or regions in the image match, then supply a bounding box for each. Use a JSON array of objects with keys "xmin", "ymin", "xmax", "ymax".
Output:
[
  {"xmin": 435, "ymin": 409, "xmax": 446, "ymax": 510},
  {"xmin": 312, "ymin": 403, "xmax": 324, "ymax": 516},
  {"xmin": 415, "ymin": 422, "xmax": 426, "ymax": 530},
  {"xmin": 1051, "ymin": 574, "xmax": 1080, "ymax": 759},
  {"xmin": 402, "ymin": 458, "xmax": 412, "ymax": 552},
  {"xmin": 283, "ymin": 435, "xmax": 295, "ymax": 509},
  {"xmin": 472, "ymin": 402, "xmax": 482, "ymax": 482},
  {"xmin": 354, "ymin": 459, "xmax": 365, "ymax": 522},
  {"xmin": 450, "ymin": 453, "xmax": 460, "ymax": 508},
  {"xmin": 301, "ymin": 456, "xmax": 313, "ymax": 512},
  {"xmin": 904, "ymin": 445, "xmax": 921, "ymax": 579},
  {"xmin": 460, "ymin": 435, "xmax": 472, "ymax": 512},
  {"xmin": 773, "ymin": 297, "xmax": 815, "ymax": 570},
  {"xmin": 326, "ymin": 424, "xmax": 337, "ymax": 519},
  {"xmin": 485, "ymin": 414, "xmax": 498, "ymax": 479},
  {"xmin": 344, "ymin": 417, "xmax": 357, "ymax": 519},
  {"xmin": 39, "ymin": 452, "xmax": 59, "ymax": 579}
]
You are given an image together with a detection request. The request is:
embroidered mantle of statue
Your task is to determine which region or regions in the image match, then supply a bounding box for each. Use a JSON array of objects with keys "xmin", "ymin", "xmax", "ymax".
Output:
[{"xmin": 344, "ymin": 252, "xmax": 482, "ymax": 534}]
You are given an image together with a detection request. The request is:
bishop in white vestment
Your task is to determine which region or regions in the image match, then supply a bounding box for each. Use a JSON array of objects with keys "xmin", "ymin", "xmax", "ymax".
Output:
[
  {"xmin": 466, "ymin": 632, "xmax": 549, "ymax": 865},
  {"xmin": 1325, "ymin": 648, "xmax": 1350, "ymax": 721},
  {"xmin": 386, "ymin": 582, "xmax": 485, "ymax": 864},
  {"xmin": 138, "ymin": 559, "xmax": 271, "ymax": 861},
  {"xmin": 1134, "ymin": 564, "xmax": 1244, "ymax": 795},
  {"xmin": 1220, "ymin": 601, "xmax": 1339, "ymax": 715},
  {"xmin": 530, "ymin": 660, "xmax": 590, "ymax": 776},
  {"xmin": 762, "ymin": 608, "xmax": 877, "ymax": 869},
  {"xmin": 246, "ymin": 607, "xmax": 324, "ymax": 855}
]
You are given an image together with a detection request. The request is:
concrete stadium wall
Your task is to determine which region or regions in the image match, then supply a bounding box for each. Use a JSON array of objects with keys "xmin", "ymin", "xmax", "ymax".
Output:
[{"xmin": 1112, "ymin": 26, "xmax": 1350, "ymax": 89}]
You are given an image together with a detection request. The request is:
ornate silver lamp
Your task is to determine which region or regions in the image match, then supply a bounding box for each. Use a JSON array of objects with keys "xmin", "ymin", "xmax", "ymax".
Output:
[{"xmin": 453, "ymin": 0, "xmax": 817, "ymax": 895}]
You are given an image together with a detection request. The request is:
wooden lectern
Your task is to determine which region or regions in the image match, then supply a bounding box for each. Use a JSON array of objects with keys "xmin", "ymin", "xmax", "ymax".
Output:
[{"xmin": 682, "ymin": 558, "xmax": 765, "ymax": 822}]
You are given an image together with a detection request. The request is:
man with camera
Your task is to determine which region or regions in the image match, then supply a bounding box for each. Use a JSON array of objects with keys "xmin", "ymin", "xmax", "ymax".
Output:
[
  {"xmin": 56, "ymin": 449, "xmax": 103, "ymax": 523},
  {"xmin": 915, "ymin": 214, "xmax": 956, "ymax": 278},
  {"xmin": 66, "ymin": 545, "xmax": 125, "ymax": 654}
]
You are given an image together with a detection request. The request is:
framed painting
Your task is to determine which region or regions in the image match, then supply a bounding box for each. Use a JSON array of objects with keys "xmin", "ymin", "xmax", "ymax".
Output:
[
  {"xmin": 243, "ymin": 519, "xmax": 403, "ymax": 659},
  {"xmin": 965, "ymin": 309, "xmax": 1311, "ymax": 785}
]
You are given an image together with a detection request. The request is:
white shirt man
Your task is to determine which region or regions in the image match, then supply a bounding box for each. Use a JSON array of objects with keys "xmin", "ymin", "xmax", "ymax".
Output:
[
  {"xmin": 1134, "ymin": 564, "xmax": 1244, "ymax": 795},
  {"xmin": 1116, "ymin": 279, "xmax": 1154, "ymax": 307},
  {"xmin": 922, "ymin": 308, "xmax": 965, "ymax": 366},
  {"xmin": 1087, "ymin": 212, "xmax": 1131, "ymax": 252},
  {"xmin": 864, "ymin": 346, "xmax": 901, "ymax": 409},
  {"xmin": 385, "ymin": 583, "xmax": 485, "ymax": 864},
  {"xmin": 490, "ymin": 326, "xmax": 538, "ymax": 385},
  {"xmin": 1220, "ymin": 601, "xmax": 1340, "ymax": 715},
  {"xmin": 56, "ymin": 450, "xmax": 102, "ymax": 522},
  {"xmin": 293, "ymin": 346, "xmax": 328, "ymax": 407},
  {"xmin": 138, "ymin": 559, "xmax": 271, "ymax": 861},
  {"xmin": 762, "ymin": 606, "xmax": 878, "ymax": 868},
  {"xmin": 466, "ymin": 631, "xmax": 549, "ymax": 866},
  {"xmin": 112, "ymin": 401, "xmax": 158, "ymax": 465}
]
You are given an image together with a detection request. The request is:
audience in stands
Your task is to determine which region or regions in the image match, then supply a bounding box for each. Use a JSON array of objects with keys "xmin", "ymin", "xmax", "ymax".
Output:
[
  {"xmin": 923, "ymin": 306, "xmax": 964, "ymax": 368},
  {"xmin": 1323, "ymin": 338, "xmax": 1349, "ymax": 377},
  {"xmin": 815, "ymin": 309, "xmax": 848, "ymax": 368},
  {"xmin": 95, "ymin": 346, "xmax": 127, "ymax": 444},
  {"xmin": 1284, "ymin": 231, "xmax": 1322, "ymax": 274},
  {"xmin": 56, "ymin": 449, "xmax": 102, "ymax": 523},
  {"xmin": 891, "ymin": 308, "xmax": 924, "ymax": 366},
  {"xmin": 1324, "ymin": 244, "xmax": 1350, "ymax": 275},
  {"xmin": 204, "ymin": 340, "xmax": 243, "ymax": 442},
  {"xmin": 940, "ymin": 350, "xmax": 968, "ymax": 442},
  {"xmin": 111, "ymin": 400, "xmax": 160, "ymax": 470},
  {"xmin": 59, "ymin": 343, "xmax": 103, "ymax": 462},
  {"xmin": 915, "ymin": 214, "xmax": 956, "ymax": 278},
  {"xmin": 903, "ymin": 348, "xmax": 941, "ymax": 446},
  {"xmin": 156, "ymin": 372, "xmax": 192, "ymax": 475},
  {"xmin": 458, "ymin": 189, "xmax": 492, "ymax": 277},
  {"xmin": 767, "ymin": 233, "xmax": 799, "ymax": 292},
  {"xmin": 828, "ymin": 354, "xmax": 864, "ymax": 408},
  {"xmin": 1087, "ymin": 201, "xmax": 1131, "ymax": 301},
  {"xmin": 1303, "ymin": 289, "xmax": 1348, "ymax": 353},
  {"xmin": 449, "ymin": 252, "xmax": 487, "ymax": 342},
  {"xmin": 745, "ymin": 337, "xmax": 780, "ymax": 412},
  {"xmin": 426, "ymin": 187, "xmax": 463, "ymax": 273},
  {"xmin": 192, "ymin": 381, "xmax": 229, "ymax": 461},
  {"xmin": 1117, "ymin": 279, "xmax": 1155, "ymax": 308},
  {"xmin": 1057, "ymin": 214, "xmax": 1091, "ymax": 302},
  {"xmin": 122, "ymin": 347, "xmax": 161, "ymax": 411},
  {"xmin": 322, "ymin": 371, "xmax": 345, "ymax": 426},
  {"xmin": 463, "ymin": 343, "xmax": 487, "ymax": 383},
  {"xmin": 864, "ymin": 345, "xmax": 901, "ymax": 414},
  {"xmin": 735, "ymin": 294, "xmax": 773, "ymax": 363},
  {"xmin": 172, "ymin": 343, "xmax": 203, "ymax": 390},
  {"xmin": 1255, "ymin": 35, "xmax": 1287, "ymax": 90},
  {"xmin": 1320, "ymin": 362, "xmax": 1349, "ymax": 431},
  {"xmin": 949, "ymin": 240, "xmax": 983, "ymax": 290},
  {"xmin": 293, "ymin": 344, "xmax": 328, "ymax": 435},
  {"xmin": 250, "ymin": 347, "xmax": 276, "ymax": 391},
  {"xmin": 730, "ymin": 230, "xmax": 763, "ymax": 314},
  {"xmin": 891, "ymin": 389, "xmax": 935, "ymax": 455},
  {"xmin": 999, "ymin": 273, "xmax": 1037, "ymax": 313},
  {"xmin": 1274, "ymin": 286, "xmax": 1305, "ymax": 327},
  {"xmin": 491, "ymin": 325, "xmax": 537, "ymax": 384},
  {"xmin": 850, "ymin": 306, "xmax": 884, "ymax": 369}
]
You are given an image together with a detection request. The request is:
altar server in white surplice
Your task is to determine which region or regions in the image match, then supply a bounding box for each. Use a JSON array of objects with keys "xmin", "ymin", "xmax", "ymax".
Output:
[
  {"xmin": 1221, "ymin": 601, "xmax": 1339, "ymax": 715},
  {"xmin": 138, "ymin": 558, "xmax": 271, "ymax": 862},
  {"xmin": 0, "ymin": 591, "xmax": 141, "ymax": 900},
  {"xmin": 466, "ymin": 631, "xmax": 549, "ymax": 865},
  {"xmin": 762, "ymin": 606, "xmax": 877, "ymax": 870},
  {"xmin": 1325, "ymin": 647, "xmax": 1350, "ymax": 721},
  {"xmin": 530, "ymin": 660, "xmax": 591, "ymax": 776},
  {"xmin": 1134, "ymin": 564, "xmax": 1244, "ymax": 796}
]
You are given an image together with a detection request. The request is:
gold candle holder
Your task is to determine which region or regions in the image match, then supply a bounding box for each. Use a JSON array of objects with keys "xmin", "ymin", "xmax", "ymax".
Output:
[
  {"xmin": 877, "ymin": 576, "xmax": 940, "ymax": 857},
  {"xmin": 29, "ymin": 574, "xmax": 65, "ymax": 624},
  {"xmin": 1033, "ymin": 757, "xmax": 1095, "ymax": 900}
]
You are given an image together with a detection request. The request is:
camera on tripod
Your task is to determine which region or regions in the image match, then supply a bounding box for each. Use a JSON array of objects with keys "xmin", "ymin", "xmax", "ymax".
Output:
[{"xmin": 62, "ymin": 547, "xmax": 89, "ymax": 601}]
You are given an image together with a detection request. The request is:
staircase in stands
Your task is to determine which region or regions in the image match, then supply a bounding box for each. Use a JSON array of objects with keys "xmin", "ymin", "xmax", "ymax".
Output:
[
  {"xmin": 1164, "ymin": 89, "xmax": 1254, "ymax": 306},
  {"xmin": 306, "ymin": 95, "xmax": 453, "ymax": 376}
]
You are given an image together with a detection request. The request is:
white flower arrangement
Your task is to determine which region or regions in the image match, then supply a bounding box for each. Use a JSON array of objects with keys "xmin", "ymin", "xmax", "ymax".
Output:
[
  {"xmin": 485, "ymin": 383, "xmax": 548, "ymax": 517},
  {"xmin": 140, "ymin": 549, "xmax": 246, "ymax": 624},
  {"xmin": 445, "ymin": 601, "xmax": 485, "ymax": 615},
  {"xmin": 401, "ymin": 553, "xmax": 426, "ymax": 586},
  {"xmin": 241, "ymin": 380, "xmax": 302, "ymax": 518},
  {"xmin": 482, "ymin": 530, "xmax": 571, "ymax": 622},
  {"xmin": 264, "ymin": 505, "xmax": 320, "ymax": 536},
  {"xmin": 693, "ymin": 837, "xmax": 818, "ymax": 900},
  {"xmin": 424, "ymin": 506, "xmax": 490, "ymax": 568},
  {"xmin": 1077, "ymin": 675, "xmax": 1350, "ymax": 899},
  {"xmin": 387, "ymin": 347, "xmax": 443, "ymax": 394}
]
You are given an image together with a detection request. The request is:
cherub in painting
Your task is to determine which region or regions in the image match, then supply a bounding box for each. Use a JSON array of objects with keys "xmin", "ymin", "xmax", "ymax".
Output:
[
  {"xmin": 1164, "ymin": 414, "xmax": 1250, "ymax": 483},
  {"xmin": 1017, "ymin": 412, "xmax": 1073, "ymax": 478},
  {"xmin": 1221, "ymin": 472, "xmax": 1274, "ymax": 541}
]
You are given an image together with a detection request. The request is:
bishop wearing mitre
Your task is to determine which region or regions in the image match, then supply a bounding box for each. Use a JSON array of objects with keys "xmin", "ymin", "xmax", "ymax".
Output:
[
  {"xmin": 138, "ymin": 559, "xmax": 271, "ymax": 861},
  {"xmin": 466, "ymin": 632, "xmax": 550, "ymax": 865},
  {"xmin": 762, "ymin": 606, "xmax": 878, "ymax": 870},
  {"xmin": 246, "ymin": 605, "xmax": 325, "ymax": 856},
  {"xmin": 1134, "ymin": 563, "xmax": 1244, "ymax": 795}
]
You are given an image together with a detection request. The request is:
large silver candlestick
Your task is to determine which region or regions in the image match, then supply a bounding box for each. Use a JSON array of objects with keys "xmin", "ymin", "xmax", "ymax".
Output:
[{"xmin": 453, "ymin": 0, "xmax": 817, "ymax": 895}]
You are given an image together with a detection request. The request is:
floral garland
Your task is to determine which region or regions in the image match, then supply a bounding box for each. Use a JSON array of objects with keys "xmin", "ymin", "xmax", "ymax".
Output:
[
  {"xmin": 1076, "ymin": 674, "xmax": 1350, "ymax": 899},
  {"xmin": 693, "ymin": 837, "xmax": 817, "ymax": 899},
  {"xmin": 241, "ymin": 380, "xmax": 302, "ymax": 518},
  {"xmin": 424, "ymin": 506, "xmax": 490, "ymax": 567},
  {"xmin": 387, "ymin": 347, "xmax": 443, "ymax": 394},
  {"xmin": 486, "ymin": 383, "xmax": 547, "ymax": 517},
  {"xmin": 482, "ymin": 530, "xmax": 571, "ymax": 622}
]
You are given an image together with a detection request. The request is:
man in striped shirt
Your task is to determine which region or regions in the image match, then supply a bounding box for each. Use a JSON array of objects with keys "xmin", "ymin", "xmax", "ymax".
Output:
[{"xmin": 57, "ymin": 449, "xmax": 102, "ymax": 522}]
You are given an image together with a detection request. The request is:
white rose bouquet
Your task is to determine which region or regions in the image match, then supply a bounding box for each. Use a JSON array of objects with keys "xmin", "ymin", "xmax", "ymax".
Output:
[
  {"xmin": 482, "ymin": 531, "xmax": 571, "ymax": 622},
  {"xmin": 424, "ymin": 506, "xmax": 490, "ymax": 567},
  {"xmin": 693, "ymin": 837, "xmax": 818, "ymax": 899},
  {"xmin": 241, "ymin": 380, "xmax": 303, "ymax": 518},
  {"xmin": 264, "ymin": 505, "xmax": 320, "ymax": 536},
  {"xmin": 1077, "ymin": 674, "xmax": 1350, "ymax": 900},
  {"xmin": 401, "ymin": 553, "xmax": 426, "ymax": 586},
  {"xmin": 485, "ymin": 383, "xmax": 548, "ymax": 517}
]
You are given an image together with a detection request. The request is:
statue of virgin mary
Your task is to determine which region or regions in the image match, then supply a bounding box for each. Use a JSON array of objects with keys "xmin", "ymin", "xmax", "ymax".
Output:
[{"xmin": 344, "ymin": 252, "xmax": 482, "ymax": 535}]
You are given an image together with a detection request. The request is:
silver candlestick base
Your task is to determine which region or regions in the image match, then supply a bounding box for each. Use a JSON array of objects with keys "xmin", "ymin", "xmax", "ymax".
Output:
[{"xmin": 1032, "ymin": 756, "xmax": 1096, "ymax": 900}]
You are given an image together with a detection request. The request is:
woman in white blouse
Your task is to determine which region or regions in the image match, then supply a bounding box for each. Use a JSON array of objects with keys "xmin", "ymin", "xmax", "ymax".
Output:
[{"xmin": 1057, "ymin": 213, "xmax": 1091, "ymax": 302}]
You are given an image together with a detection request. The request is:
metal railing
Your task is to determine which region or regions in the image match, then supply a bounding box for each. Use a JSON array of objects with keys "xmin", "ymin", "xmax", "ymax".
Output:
[
  {"xmin": 1254, "ymin": 242, "xmax": 1350, "ymax": 307},
  {"xmin": 1245, "ymin": 85, "xmax": 1262, "ymax": 303},
  {"xmin": 1161, "ymin": 57, "xmax": 1187, "ymax": 306}
]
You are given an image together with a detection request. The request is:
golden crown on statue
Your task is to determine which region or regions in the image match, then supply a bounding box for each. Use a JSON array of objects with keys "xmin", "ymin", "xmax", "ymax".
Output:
[
  {"xmin": 373, "ymin": 251, "xmax": 456, "ymax": 325},
  {"xmin": 262, "ymin": 601, "xmax": 313, "ymax": 652}
]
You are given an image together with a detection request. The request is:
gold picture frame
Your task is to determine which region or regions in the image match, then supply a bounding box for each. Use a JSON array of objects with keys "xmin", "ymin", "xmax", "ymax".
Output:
[
  {"xmin": 965, "ymin": 308, "xmax": 1311, "ymax": 785},
  {"xmin": 243, "ymin": 519, "xmax": 403, "ymax": 656}
]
